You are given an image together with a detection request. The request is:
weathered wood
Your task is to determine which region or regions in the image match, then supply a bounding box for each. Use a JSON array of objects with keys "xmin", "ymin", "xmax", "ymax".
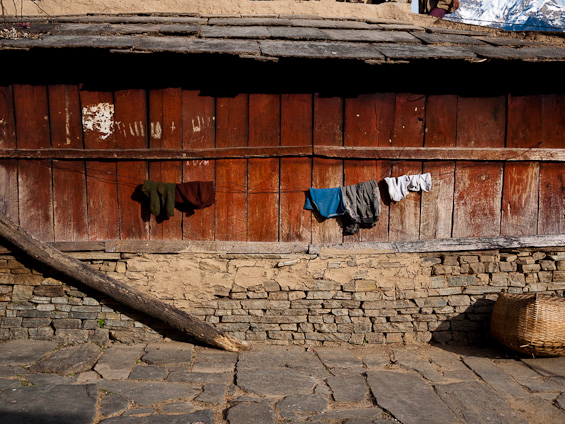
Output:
[
  {"xmin": 0, "ymin": 211, "xmax": 250, "ymax": 352},
  {"xmin": 182, "ymin": 90, "xmax": 215, "ymax": 241},
  {"xmin": 389, "ymin": 93, "xmax": 424, "ymax": 242},
  {"xmin": 14, "ymin": 84, "xmax": 54, "ymax": 242},
  {"xmin": 542, "ymin": 94, "xmax": 565, "ymax": 148},
  {"xmin": 424, "ymin": 95, "xmax": 457, "ymax": 148},
  {"xmin": 312, "ymin": 94, "xmax": 343, "ymax": 244},
  {"xmin": 80, "ymin": 89, "xmax": 120, "ymax": 241},
  {"xmin": 49, "ymin": 84, "xmax": 89, "ymax": 241},
  {"xmin": 457, "ymin": 96, "xmax": 505, "ymax": 147},
  {"xmin": 389, "ymin": 161, "xmax": 422, "ymax": 242},
  {"xmin": 248, "ymin": 93, "xmax": 280, "ymax": 242},
  {"xmin": 538, "ymin": 162, "xmax": 565, "ymax": 235},
  {"xmin": 309, "ymin": 234, "xmax": 565, "ymax": 254},
  {"xmin": 280, "ymin": 94, "xmax": 312, "ymax": 243},
  {"xmin": 105, "ymin": 240, "xmax": 309, "ymax": 254},
  {"xmin": 215, "ymin": 94, "xmax": 248, "ymax": 241},
  {"xmin": 421, "ymin": 95, "xmax": 456, "ymax": 240},
  {"xmin": 5, "ymin": 235, "xmax": 565, "ymax": 256},
  {"xmin": 0, "ymin": 86, "xmax": 18, "ymax": 223},
  {"xmin": 453, "ymin": 162, "xmax": 503, "ymax": 238},
  {"xmin": 148, "ymin": 87, "xmax": 183, "ymax": 240},
  {"xmin": 115, "ymin": 89, "xmax": 149, "ymax": 240},
  {"xmin": 3, "ymin": 146, "xmax": 565, "ymax": 161},
  {"xmin": 0, "ymin": 146, "xmax": 313, "ymax": 159},
  {"xmin": 507, "ymin": 94, "xmax": 542, "ymax": 148},
  {"xmin": 501, "ymin": 162, "xmax": 539, "ymax": 236},
  {"xmin": 420, "ymin": 161, "xmax": 455, "ymax": 239},
  {"xmin": 312, "ymin": 147, "xmax": 565, "ymax": 161}
]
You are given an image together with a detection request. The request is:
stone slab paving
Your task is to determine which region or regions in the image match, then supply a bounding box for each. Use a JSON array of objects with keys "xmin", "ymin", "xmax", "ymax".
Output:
[
  {"xmin": 0, "ymin": 339, "xmax": 564, "ymax": 423},
  {"xmin": 95, "ymin": 345, "xmax": 146, "ymax": 380},
  {"xmin": 0, "ymin": 339, "xmax": 57, "ymax": 367},
  {"xmin": 29, "ymin": 343, "xmax": 102, "ymax": 375},
  {"xmin": 366, "ymin": 370, "xmax": 458, "ymax": 424}
]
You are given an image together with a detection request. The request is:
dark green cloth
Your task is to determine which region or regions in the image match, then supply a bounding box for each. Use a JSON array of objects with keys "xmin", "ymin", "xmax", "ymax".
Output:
[{"xmin": 142, "ymin": 180, "xmax": 176, "ymax": 218}]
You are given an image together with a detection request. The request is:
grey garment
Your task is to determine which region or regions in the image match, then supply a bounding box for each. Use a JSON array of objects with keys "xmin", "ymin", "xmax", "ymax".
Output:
[{"xmin": 341, "ymin": 180, "xmax": 381, "ymax": 235}]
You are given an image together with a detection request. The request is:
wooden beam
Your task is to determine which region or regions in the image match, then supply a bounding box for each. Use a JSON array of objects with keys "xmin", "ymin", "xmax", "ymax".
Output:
[
  {"xmin": 2, "ymin": 236, "xmax": 563, "ymax": 255},
  {"xmin": 309, "ymin": 235, "xmax": 565, "ymax": 254},
  {"xmin": 0, "ymin": 146, "xmax": 312, "ymax": 160},
  {"xmin": 1, "ymin": 146, "xmax": 565, "ymax": 161},
  {"xmin": 0, "ymin": 211, "xmax": 250, "ymax": 352},
  {"xmin": 314, "ymin": 146, "xmax": 565, "ymax": 162}
]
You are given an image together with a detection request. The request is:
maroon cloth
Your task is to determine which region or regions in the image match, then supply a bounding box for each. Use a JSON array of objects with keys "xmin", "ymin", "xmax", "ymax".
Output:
[
  {"xmin": 175, "ymin": 181, "xmax": 215, "ymax": 209},
  {"xmin": 429, "ymin": 7, "xmax": 446, "ymax": 18}
]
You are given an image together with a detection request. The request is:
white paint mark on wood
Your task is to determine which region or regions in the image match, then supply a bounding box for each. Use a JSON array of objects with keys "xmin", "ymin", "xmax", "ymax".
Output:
[
  {"xmin": 151, "ymin": 122, "xmax": 162, "ymax": 140},
  {"xmin": 65, "ymin": 96, "xmax": 71, "ymax": 145},
  {"xmin": 186, "ymin": 160, "xmax": 210, "ymax": 166},
  {"xmin": 82, "ymin": 103, "xmax": 115, "ymax": 140},
  {"xmin": 192, "ymin": 117, "xmax": 202, "ymax": 133}
]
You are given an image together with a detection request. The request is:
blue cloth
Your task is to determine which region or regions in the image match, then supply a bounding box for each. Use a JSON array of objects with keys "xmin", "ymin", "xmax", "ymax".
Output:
[{"xmin": 304, "ymin": 187, "xmax": 345, "ymax": 218}]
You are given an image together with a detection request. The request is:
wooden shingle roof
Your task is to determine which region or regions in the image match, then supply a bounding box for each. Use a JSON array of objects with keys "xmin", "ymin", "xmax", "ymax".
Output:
[{"xmin": 2, "ymin": 13, "xmax": 565, "ymax": 63}]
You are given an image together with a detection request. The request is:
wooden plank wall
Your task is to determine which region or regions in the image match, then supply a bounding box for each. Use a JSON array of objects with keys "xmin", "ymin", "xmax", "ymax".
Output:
[{"xmin": 0, "ymin": 85, "xmax": 564, "ymax": 243}]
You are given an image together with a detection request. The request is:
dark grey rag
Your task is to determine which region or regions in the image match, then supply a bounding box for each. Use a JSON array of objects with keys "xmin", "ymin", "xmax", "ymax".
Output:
[{"xmin": 341, "ymin": 180, "xmax": 381, "ymax": 235}]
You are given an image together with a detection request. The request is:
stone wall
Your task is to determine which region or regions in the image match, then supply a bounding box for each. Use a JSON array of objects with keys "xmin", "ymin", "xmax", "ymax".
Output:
[{"xmin": 1, "ymin": 247, "xmax": 564, "ymax": 346}]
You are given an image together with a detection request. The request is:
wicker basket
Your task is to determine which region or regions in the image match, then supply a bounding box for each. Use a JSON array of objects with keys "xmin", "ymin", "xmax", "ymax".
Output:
[{"xmin": 490, "ymin": 292, "xmax": 565, "ymax": 356}]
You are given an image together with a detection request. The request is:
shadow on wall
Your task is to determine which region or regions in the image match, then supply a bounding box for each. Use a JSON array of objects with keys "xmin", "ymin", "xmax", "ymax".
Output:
[{"xmin": 430, "ymin": 297, "xmax": 496, "ymax": 346}]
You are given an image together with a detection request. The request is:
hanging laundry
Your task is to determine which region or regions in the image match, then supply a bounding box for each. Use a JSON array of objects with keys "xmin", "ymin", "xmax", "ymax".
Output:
[
  {"xmin": 142, "ymin": 180, "xmax": 177, "ymax": 218},
  {"xmin": 303, "ymin": 187, "xmax": 346, "ymax": 218},
  {"xmin": 385, "ymin": 172, "xmax": 432, "ymax": 202},
  {"xmin": 341, "ymin": 179, "xmax": 381, "ymax": 235},
  {"xmin": 406, "ymin": 173, "xmax": 432, "ymax": 193},
  {"xmin": 175, "ymin": 181, "xmax": 215, "ymax": 210}
]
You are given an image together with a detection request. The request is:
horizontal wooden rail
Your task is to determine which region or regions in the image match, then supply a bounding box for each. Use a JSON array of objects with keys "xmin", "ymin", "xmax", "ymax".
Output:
[
  {"xmin": 1, "ymin": 235, "xmax": 564, "ymax": 255},
  {"xmin": 313, "ymin": 147, "xmax": 565, "ymax": 162},
  {"xmin": 0, "ymin": 146, "xmax": 564, "ymax": 161},
  {"xmin": 0, "ymin": 146, "xmax": 313, "ymax": 160}
]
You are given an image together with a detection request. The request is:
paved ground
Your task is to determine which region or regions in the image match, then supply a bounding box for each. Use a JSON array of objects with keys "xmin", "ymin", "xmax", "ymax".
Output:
[{"xmin": 0, "ymin": 339, "xmax": 564, "ymax": 424}]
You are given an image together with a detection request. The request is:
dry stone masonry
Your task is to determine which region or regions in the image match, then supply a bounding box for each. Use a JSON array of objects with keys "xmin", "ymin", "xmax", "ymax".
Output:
[{"xmin": 1, "ymin": 247, "xmax": 564, "ymax": 346}]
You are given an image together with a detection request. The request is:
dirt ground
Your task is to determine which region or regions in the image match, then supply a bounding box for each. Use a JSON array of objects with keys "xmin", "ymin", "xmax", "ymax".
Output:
[{"xmin": 3, "ymin": 0, "xmax": 435, "ymax": 25}]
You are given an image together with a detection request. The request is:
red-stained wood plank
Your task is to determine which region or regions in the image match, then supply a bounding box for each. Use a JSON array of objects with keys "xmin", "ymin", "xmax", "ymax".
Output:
[
  {"xmin": 454, "ymin": 96, "xmax": 505, "ymax": 239},
  {"xmin": 215, "ymin": 94, "xmax": 248, "ymax": 241},
  {"xmin": 538, "ymin": 163, "xmax": 565, "ymax": 235},
  {"xmin": 343, "ymin": 160, "xmax": 378, "ymax": 242},
  {"xmin": 388, "ymin": 161, "xmax": 423, "ymax": 242},
  {"xmin": 456, "ymin": 96, "xmax": 506, "ymax": 147},
  {"xmin": 541, "ymin": 94, "xmax": 565, "ymax": 148},
  {"xmin": 501, "ymin": 162, "xmax": 539, "ymax": 236},
  {"xmin": 148, "ymin": 87, "xmax": 183, "ymax": 240},
  {"xmin": 80, "ymin": 89, "xmax": 120, "ymax": 240},
  {"xmin": 501, "ymin": 95, "xmax": 541, "ymax": 236},
  {"xmin": 507, "ymin": 95, "xmax": 542, "ymax": 149},
  {"xmin": 452, "ymin": 162, "xmax": 503, "ymax": 238},
  {"xmin": 0, "ymin": 86, "xmax": 18, "ymax": 222},
  {"xmin": 343, "ymin": 94, "xmax": 395, "ymax": 242},
  {"xmin": 392, "ymin": 93, "xmax": 425, "ymax": 147},
  {"xmin": 280, "ymin": 94, "xmax": 312, "ymax": 243},
  {"xmin": 248, "ymin": 93, "xmax": 279, "ymax": 242},
  {"xmin": 424, "ymin": 95, "xmax": 457, "ymax": 148},
  {"xmin": 345, "ymin": 93, "xmax": 395, "ymax": 147},
  {"xmin": 420, "ymin": 161, "xmax": 454, "ymax": 240},
  {"xmin": 182, "ymin": 90, "xmax": 215, "ymax": 241},
  {"xmin": 49, "ymin": 84, "xmax": 88, "ymax": 241},
  {"xmin": 312, "ymin": 95, "xmax": 343, "ymax": 244},
  {"xmin": 388, "ymin": 93, "xmax": 425, "ymax": 242},
  {"xmin": 13, "ymin": 84, "xmax": 54, "ymax": 241},
  {"xmin": 114, "ymin": 89, "xmax": 148, "ymax": 240},
  {"xmin": 421, "ymin": 94, "xmax": 456, "ymax": 240}
]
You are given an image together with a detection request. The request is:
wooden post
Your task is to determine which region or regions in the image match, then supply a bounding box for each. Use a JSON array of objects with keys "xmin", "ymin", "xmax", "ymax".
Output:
[{"xmin": 0, "ymin": 211, "xmax": 250, "ymax": 352}]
